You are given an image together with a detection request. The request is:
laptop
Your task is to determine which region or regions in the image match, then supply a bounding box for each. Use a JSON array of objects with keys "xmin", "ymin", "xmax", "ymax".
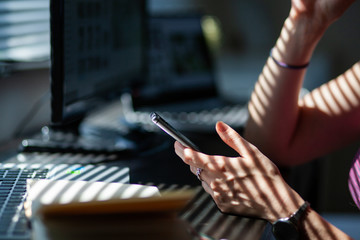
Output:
[
  {"xmin": 121, "ymin": 14, "xmax": 249, "ymax": 132},
  {"xmin": 0, "ymin": 152, "xmax": 131, "ymax": 240}
]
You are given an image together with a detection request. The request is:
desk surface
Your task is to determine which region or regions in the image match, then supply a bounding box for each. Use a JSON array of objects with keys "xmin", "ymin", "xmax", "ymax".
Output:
[{"xmin": 1, "ymin": 145, "xmax": 270, "ymax": 240}]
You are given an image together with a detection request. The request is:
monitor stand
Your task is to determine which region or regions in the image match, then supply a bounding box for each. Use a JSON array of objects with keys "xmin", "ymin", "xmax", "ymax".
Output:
[{"xmin": 19, "ymin": 100, "xmax": 162, "ymax": 159}]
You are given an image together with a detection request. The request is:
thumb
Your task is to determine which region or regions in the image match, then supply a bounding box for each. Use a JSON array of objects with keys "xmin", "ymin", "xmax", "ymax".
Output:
[{"xmin": 215, "ymin": 121, "xmax": 253, "ymax": 157}]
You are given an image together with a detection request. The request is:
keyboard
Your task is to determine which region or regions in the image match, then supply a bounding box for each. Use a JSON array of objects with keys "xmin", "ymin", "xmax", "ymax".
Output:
[
  {"xmin": 112, "ymin": 95, "xmax": 247, "ymax": 132},
  {"xmin": 0, "ymin": 167, "xmax": 48, "ymax": 239},
  {"xmin": 0, "ymin": 154, "xmax": 131, "ymax": 240},
  {"xmin": 124, "ymin": 104, "xmax": 249, "ymax": 132}
]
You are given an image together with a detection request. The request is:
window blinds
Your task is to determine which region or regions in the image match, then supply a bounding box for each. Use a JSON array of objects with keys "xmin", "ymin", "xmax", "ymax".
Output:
[{"xmin": 0, "ymin": 0, "xmax": 50, "ymax": 62}]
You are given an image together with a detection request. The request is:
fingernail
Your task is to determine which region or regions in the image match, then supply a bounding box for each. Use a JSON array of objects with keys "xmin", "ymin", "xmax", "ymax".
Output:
[
  {"xmin": 175, "ymin": 141, "xmax": 184, "ymax": 149},
  {"xmin": 216, "ymin": 121, "xmax": 227, "ymax": 132}
]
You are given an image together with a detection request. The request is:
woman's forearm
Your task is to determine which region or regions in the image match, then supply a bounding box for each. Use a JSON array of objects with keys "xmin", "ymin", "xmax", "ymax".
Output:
[
  {"xmin": 300, "ymin": 209, "xmax": 353, "ymax": 240},
  {"xmin": 244, "ymin": 14, "xmax": 327, "ymax": 164},
  {"xmin": 244, "ymin": 0, "xmax": 357, "ymax": 165}
]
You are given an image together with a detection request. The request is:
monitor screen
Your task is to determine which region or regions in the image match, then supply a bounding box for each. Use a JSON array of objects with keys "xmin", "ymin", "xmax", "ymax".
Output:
[
  {"xmin": 50, "ymin": 0, "xmax": 146, "ymax": 127},
  {"xmin": 131, "ymin": 15, "xmax": 217, "ymax": 108}
]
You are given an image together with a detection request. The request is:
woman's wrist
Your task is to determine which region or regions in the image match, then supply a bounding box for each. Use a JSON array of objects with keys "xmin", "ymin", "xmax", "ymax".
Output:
[
  {"xmin": 271, "ymin": 14, "xmax": 326, "ymax": 67},
  {"xmin": 266, "ymin": 182, "xmax": 306, "ymax": 223},
  {"xmin": 289, "ymin": 7, "xmax": 331, "ymax": 36}
]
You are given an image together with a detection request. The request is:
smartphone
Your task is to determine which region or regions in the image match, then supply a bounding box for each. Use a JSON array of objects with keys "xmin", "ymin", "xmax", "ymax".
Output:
[{"xmin": 150, "ymin": 112, "xmax": 200, "ymax": 151}]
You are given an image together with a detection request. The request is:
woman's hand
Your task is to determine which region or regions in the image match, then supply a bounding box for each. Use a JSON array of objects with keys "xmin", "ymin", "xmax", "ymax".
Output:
[
  {"xmin": 174, "ymin": 121, "xmax": 304, "ymax": 223},
  {"xmin": 290, "ymin": 0, "xmax": 355, "ymax": 27}
]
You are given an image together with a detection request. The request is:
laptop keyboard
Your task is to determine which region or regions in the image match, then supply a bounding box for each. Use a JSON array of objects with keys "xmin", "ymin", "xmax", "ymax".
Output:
[
  {"xmin": 0, "ymin": 154, "xmax": 131, "ymax": 240},
  {"xmin": 0, "ymin": 168, "xmax": 48, "ymax": 239}
]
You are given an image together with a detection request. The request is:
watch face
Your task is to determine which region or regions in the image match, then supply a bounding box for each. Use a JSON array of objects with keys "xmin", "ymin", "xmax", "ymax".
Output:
[{"xmin": 272, "ymin": 219, "xmax": 299, "ymax": 240}]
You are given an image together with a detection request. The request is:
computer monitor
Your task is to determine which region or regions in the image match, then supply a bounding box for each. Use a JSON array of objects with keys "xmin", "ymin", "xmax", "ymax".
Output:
[
  {"xmin": 130, "ymin": 14, "xmax": 217, "ymax": 109},
  {"xmin": 50, "ymin": 0, "xmax": 146, "ymax": 128}
]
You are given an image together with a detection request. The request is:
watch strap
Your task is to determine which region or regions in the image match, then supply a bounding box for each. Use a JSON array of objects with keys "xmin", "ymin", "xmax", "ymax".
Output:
[{"xmin": 290, "ymin": 201, "xmax": 310, "ymax": 225}]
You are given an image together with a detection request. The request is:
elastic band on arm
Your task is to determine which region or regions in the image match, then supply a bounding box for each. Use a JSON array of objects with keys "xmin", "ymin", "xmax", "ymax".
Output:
[{"xmin": 270, "ymin": 48, "xmax": 309, "ymax": 70}]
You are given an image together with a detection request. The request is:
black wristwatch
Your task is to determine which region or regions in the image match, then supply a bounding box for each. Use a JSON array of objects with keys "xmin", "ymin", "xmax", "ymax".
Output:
[{"xmin": 272, "ymin": 201, "xmax": 310, "ymax": 240}]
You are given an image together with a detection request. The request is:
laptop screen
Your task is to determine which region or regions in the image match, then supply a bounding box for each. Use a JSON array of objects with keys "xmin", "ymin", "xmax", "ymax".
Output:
[{"xmin": 131, "ymin": 15, "xmax": 217, "ymax": 109}]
